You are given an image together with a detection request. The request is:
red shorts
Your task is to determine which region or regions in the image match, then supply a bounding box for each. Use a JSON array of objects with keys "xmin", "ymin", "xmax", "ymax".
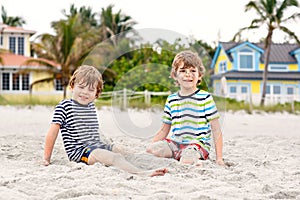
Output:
[{"xmin": 165, "ymin": 139, "xmax": 209, "ymax": 160}]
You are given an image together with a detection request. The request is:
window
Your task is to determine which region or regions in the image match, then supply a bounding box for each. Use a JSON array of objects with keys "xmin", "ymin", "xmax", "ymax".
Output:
[
  {"xmin": 1, "ymin": 72, "xmax": 29, "ymax": 91},
  {"xmin": 18, "ymin": 37, "xmax": 24, "ymax": 55},
  {"xmin": 55, "ymin": 78, "xmax": 63, "ymax": 91},
  {"xmin": 273, "ymin": 86, "xmax": 281, "ymax": 94},
  {"xmin": 266, "ymin": 85, "xmax": 270, "ymax": 94},
  {"xmin": 238, "ymin": 48, "xmax": 254, "ymax": 70},
  {"xmin": 269, "ymin": 65, "xmax": 288, "ymax": 72},
  {"xmin": 229, "ymin": 85, "xmax": 249, "ymax": 94},
  {"xmin": 9, "ymin": 37, "xmax": 16, "ymax": 54},
  {"xmin": 229, "ymin": 86, "xmax": 237, "ymax": 93},
  {"xmin": 0, "ymin": 35, "xmax": 3, "ymax": 46},
  {"xmin": 241, "ymin": 86, "xmax": 248, "ymax": 93},
  {"xmin": 12, "ymin": 73, "xmax": 20, "ymax": 90},
  {"xmin": 22, "ymin": 74, "xmax": 30, "ymax": 90},
  {"xmin": 287, "ymin": 87, "xmax": 294, "ymax": 95},
  {"xmin": 266, "ymin": 85, "xmax": 281, "ymax": 95},
  {"xmin": 219, "ymin": 61, "xmax": 227, "ymax": 73},
  {"xmin": 9, "ymin": 36, "xmax": 25, "ymax": 55},
  {"xmin": 2, "ymin": 73, "xmax": 10, "ymax": 90}
]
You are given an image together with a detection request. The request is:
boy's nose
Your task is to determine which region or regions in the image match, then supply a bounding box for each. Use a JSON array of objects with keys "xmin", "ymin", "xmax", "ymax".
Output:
[
  {"xmin": 185, "ymin": 69, "xmax": 191, "ymax": 75},
  {"xmin": 81, "ymin": 89, "xmax": 88, "ymax": 94}
]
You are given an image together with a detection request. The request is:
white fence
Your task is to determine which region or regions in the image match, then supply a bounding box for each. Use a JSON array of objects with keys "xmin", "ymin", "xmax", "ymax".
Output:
[
  {"xmin": 100, "ymin": 89, "xmax": 171, "ymax": 109},
  {"xmin": 226, "ymin": 93, "xmax": 299, "ymax": 105}
]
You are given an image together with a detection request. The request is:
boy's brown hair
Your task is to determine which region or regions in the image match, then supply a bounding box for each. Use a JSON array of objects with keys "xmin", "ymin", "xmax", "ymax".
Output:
[
  {"xmin": 69, "ymin": 65, "xmax": 104, "ymax": 98},
  {"xmin": 171, "ymin": 50, "xmax": 206, "ymax": 78}
]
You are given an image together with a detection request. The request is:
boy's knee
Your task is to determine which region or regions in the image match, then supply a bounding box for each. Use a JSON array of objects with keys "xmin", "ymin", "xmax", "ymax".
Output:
[
  {"xmin": 147, "ymin": 141, "xmax": 171, "ymax": 157},
  {"xmin": 147, "ymin": 141, "xmax": 163, "ymax": 152}
]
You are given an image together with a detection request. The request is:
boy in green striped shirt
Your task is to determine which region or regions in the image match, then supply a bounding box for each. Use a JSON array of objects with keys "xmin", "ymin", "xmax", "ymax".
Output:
[{"xmin": 147, "ymin": 50, "xmax": 224, "ymax": 166}]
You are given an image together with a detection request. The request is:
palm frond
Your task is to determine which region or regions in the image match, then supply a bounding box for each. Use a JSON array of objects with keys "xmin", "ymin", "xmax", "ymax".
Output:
[{"xmin": 279, "ymin": 25, "xmax": 300, "ymax": 43}]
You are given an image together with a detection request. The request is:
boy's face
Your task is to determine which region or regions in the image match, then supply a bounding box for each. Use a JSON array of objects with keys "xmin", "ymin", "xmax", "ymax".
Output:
[
  {"xmin": 71, "ymin": 81, "xmax": 98, "ymax": 105},
  {"xmin": 173, "ymin": 62, "xmax": 201, "ymax": 91}
]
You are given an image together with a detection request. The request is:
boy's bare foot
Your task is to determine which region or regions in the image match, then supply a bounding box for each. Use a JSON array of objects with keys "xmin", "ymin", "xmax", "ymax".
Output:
[
  {"xmin": 150, "ymin": 168, "xmax": 168, "ymax": 177},
  {"xmin": 42, "ymin": 159, "xmax": 50, "ymax": 166},
  {"xmin": 137, "ymin": 168, "xmax": 168, "ymax": 177}
]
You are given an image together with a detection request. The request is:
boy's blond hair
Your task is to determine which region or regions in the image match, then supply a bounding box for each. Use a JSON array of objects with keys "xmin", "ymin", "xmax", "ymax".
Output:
[
  {"xmin": 69, "ymin": 65, "xmax": 104, "ymax": 98},
  {"xmin": 171, "ymin": 50, "xmax": 206, "ymax": 78}
]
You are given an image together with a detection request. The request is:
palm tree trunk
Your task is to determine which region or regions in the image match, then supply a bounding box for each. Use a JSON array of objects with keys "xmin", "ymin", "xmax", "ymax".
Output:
[{"xmin": 260, "ymin": 28, "xmax": 273, "ymax": 107}]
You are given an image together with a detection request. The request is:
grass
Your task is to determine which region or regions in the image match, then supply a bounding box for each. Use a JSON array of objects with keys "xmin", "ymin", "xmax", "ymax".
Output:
[{"xmin": 1, "ymin": 94, "xmax": 299, "ymax": 114}]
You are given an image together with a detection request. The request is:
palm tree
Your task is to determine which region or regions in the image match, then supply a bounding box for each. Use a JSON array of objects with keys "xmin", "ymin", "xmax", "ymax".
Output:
[
  {"xmin": 100, "ymin": 4, "xmax": 137, "ymax": 46},
  {"xmin": 62, "ymin": 4, "xmax": 98, "ymax": 27},
  {"xmin": 25, "ymin": 5, "xmax": 120, "ymax": 98},
  {"xmin": 234, "ymin": 0, "xmax": 300, "ymax": 106},
  {"xmin": 26, "ymin": 12, "xmax": 102, "ymax": 98},
  {"xmin": 1, "ymin": 6, "xmax": 26, "ymax": 26}
]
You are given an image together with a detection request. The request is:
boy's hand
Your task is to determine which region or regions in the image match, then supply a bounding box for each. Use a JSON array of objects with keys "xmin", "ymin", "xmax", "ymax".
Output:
[
  {"xmin": 43, "ymin": 159, "xmax": 50, "ymax": 166},
  {"xmin": 216, "ymin": 158, "xmax": 225, "ymax": 166}
]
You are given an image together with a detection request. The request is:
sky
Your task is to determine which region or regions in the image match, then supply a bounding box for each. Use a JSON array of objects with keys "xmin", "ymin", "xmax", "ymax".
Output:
[{"xmin": 1, "ymin": 0, "xmax": 300, "ymax": 46}]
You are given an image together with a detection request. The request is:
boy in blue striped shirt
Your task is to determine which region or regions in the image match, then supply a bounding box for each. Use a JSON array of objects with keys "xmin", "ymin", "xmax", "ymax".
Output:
[
  {"xmin": 147, "ymin": 51, "xmax": 224, "ymax": 166},
  {"xmin": 43, "ymin": 65, "xmax": 167, "ymax": 176}
]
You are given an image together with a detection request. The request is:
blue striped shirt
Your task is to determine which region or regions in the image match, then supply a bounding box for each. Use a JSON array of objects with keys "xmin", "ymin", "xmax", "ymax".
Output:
[
  {"xmin": 162, "ymin": 89, "xmax": 219, "ymax": 152},
  {"xmin": 52, "ymin": 99, "xmax": 112, "ymax": 162}
]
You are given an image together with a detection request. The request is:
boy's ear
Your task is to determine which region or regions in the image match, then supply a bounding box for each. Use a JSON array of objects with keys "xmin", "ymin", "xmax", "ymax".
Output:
[
  {"xmin": 198, "ymin": 73, "xmax": 203, "ymax": 79},
  {"xmin": 69, "ymin": 85, "xmax": 74, "ymax": 91},
  {"xmin": 171, "ymin": 69, "xmax": 177, "ymax": 79}
]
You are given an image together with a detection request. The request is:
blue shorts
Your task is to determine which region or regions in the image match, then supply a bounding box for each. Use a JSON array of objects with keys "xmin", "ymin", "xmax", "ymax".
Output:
[
  {"xmin": 79, "ymin": 143, "xmax": 114, "ymax": 164},
  {"xmin": 80, "ymin": 146, "xmax": 97, "ymax": 164}
]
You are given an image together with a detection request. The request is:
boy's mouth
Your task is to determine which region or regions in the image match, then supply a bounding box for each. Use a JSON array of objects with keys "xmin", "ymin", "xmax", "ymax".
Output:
[{"xmin": 79, "ymin": 95, "xmax": 88, "ymax": 100}]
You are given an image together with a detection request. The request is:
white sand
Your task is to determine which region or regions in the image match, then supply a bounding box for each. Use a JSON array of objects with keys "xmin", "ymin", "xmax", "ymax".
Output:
[{"xmin": 0, "ymin": 105, "xmax": 299, "ymax": 200}]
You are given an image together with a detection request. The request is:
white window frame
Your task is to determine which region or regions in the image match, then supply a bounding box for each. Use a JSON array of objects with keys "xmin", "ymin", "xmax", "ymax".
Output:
[
  {"xmin": 0, "ymin": 70, "xmax": 30, "ymax": 92},
  {"xmin": 286, "ymin": 86, "xmax": 295, "ymax": 95},
  {"xmin": 228, "ymin": 84, "xmax": 250, "ymax": 102},
  {"xmin": 266, "ymin": 84, "xmax": 282, "ymax": 95},
  {"xmin": 219, "ymin": 61, "xmax": 227, "ymax": 73},
  {"xmin": 238, "ymin": 48, "xmax": 255, "ymax": 71},
  {"xmin": 9, "ymin": 35, "xmax": 25, "ymax": 55},
  {"xmin": 268, "ymin": 64, "xmax": 288, "ymax": 72}
]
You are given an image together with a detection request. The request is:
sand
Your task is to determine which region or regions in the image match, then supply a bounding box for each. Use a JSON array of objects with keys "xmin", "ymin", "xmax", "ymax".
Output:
[{"xmin": 0, "ymin": 105, "xmax": 299, "ymax": 200}]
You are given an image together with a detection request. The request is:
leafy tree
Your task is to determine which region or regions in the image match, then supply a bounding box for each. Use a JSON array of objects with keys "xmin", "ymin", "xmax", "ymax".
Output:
[
  {"xmin": 233, "ymin": 0, "xmax": 300, "ymax": 106},
  {"xmin": 108, "ymin": 38, "xmax": 214, "ymax": 93},
  {"xmin": 1, "ymin": 6, "xmax": 26, "ymax": 26}
]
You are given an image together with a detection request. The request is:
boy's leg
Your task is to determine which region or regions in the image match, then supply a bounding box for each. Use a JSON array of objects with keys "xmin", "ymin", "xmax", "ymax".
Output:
[
  {"xmin": 88, "ymin": 148, "xmax": 167, "ymax": 177},
  {"xmin": 111, "ymin": 144, "xmax": 134, "ymax": 155},
  {"xmin": 179, "ymin": 146, "xmax": 201, "ymax": 165},
  {"xmin": 146, "ymin": 140, "xmax": 173, "ymax": 158}
]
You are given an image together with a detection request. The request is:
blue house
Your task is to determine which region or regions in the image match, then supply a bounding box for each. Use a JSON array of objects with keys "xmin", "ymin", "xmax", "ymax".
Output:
[{"xmin": 210, "ymin": 41, "xmax": 300, "ymax": 105}]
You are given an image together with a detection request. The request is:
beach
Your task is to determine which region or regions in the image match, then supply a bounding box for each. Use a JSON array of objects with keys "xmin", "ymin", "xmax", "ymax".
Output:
[{"xmin": 0, "ymin": 105, "xmax": 299, "ymax": 200}]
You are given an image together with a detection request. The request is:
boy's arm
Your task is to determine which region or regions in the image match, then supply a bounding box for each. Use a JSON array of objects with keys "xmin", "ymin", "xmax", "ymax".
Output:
[
  {"xmin": 210, "ymin": 118, "xmax": 225, "ymax": 166},
  {"xmin": 43, "ymin": 123, "xmax": 60, "ymax": 166},
  {"xmin": 151, "ymin": 123, "xmax": 171, "ymax": 143}
]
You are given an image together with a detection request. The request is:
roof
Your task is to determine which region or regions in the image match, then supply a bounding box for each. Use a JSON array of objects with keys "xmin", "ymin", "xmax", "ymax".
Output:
[
  {"xmin": 220, "ymin": 41, "xmax": 300, "ymax": 63},
  {"xmin": 0, "ymin": 23, "xmax": 36, "ymax": 36},
  {"xmin": 211, "ymin": 71, "xmax": 300, "ymax": 81},
  {"xmin": 0, "ymin": 53, "xmax": 59, "ymax": 67}
]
